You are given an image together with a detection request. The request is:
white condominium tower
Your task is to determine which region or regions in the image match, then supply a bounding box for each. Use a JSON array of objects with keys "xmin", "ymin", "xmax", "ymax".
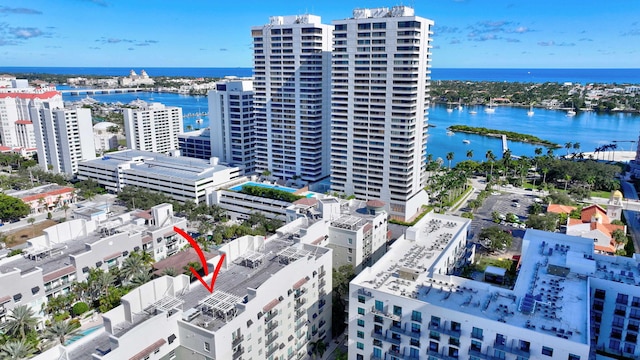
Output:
[
  {"xmin": 30, "ymin": 105, "xmax": 96, "ymax": 174},
  {"xmin": 208, "ymin": 79, "xmax": 256, "ymax": 174},
  {"xmin": 124, "ymin": 102, "xmax": 183, "ymax": 154},
  {"xmin": 251, "ymin": 15, "xmax": 332, "ymax": 182},
  {"xmin": 331, "ymin": 7, "xmax": 432, "ymax": 221}
]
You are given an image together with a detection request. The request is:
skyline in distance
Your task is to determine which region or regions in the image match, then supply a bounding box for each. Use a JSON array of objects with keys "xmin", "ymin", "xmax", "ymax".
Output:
[{"xmin": 1, "ymin": 0, "xmax": 639, "ymax": 68}]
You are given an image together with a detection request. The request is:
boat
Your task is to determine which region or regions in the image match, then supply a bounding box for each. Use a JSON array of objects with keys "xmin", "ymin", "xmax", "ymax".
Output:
[
  {"xmin": 485, "ymin": 99, "xmax": 496, "ymax": 114},
  {"xmin": 196, "ymin": 118, "xmax": 203, "ymax": 125},
  {"xmin": 567, "ymin": 102, "xmax": 576, "ymax": 117},
  {"xmin": 446, "ymin": 131, "xmax": 455, "ymax": 136},
  {"xmin": 446, "ymin": 103, "xmax": 453, "ymax": 113},
  {"xmin": 469, "ymin": 105, "xmax": 478, "ymax": 115},
  {"xmin": 527, "ymin": 104, "xmax": 534, "ymax": 117},
  {"xmin": 462, "ymin": 139, "xmax": 471, "ymax": 144},
  {"xmin": 457, "ymin": 98, "xmax": 463, "ymax": 111}
]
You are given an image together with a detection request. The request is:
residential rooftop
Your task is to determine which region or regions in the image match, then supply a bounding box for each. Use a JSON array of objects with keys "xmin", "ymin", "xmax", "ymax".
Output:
[{"xmin": 350, "ymin": 212, "xmax": 633, "ymax": 345}]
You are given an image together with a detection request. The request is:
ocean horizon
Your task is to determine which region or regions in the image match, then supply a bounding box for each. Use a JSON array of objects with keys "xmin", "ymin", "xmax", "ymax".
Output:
[{"xmin": 1, "ymin": 67, "xmax": 640, "ymax": 84}]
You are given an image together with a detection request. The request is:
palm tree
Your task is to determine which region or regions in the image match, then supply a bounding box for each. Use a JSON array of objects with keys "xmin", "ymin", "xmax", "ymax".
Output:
[
  {"xmin": 534, "ymin": 147, "xmax": 543, "ymax": 157},
  {"xmin": 573, "ymin": 142, "xmax": 580, "ymax": 154},
  {"xmin": 546, "ymin": 148, "xmax": 555, "ymax": 158},
  {"xmin": 27, "ymin": 217, "xmax": 36, "ymax": 237},
  {"xmin": 3, "ymin": 305, "xmax": 38, "ymax": 340},
  {"xmin": 466, "ymin": 149, "xmax": 474, "ymax": 161},
  {"xmin": 542, "ymin": 168, "xmax": 549, "ymax": 186},
  {"xmin": 130, "ymin": 272, "xmax": 153, "ymax": 287},
  {"xmin": 564, "ymin": 174, "xmax": 572, "ymax": 191},
  {"xmin": 446, "ymin": 152, "xmax": 454, "ymax": 170},
  {"xmin": 564, "ymin": 142, "xmax": 572, "ymax": 156},
  {"xmin": 162, "ymin": 267, "xmax": 178, "ymax": 277},
  {"xmin": 62, "ymin": 204, "xmax": 70, "ymax": 218},
  {"xmin": 0, "ymin": 339, "xmax": 34, "ymax": 360},
  {"xmin": 120, "ymin": 255, "xmax": 149, "ymax": 283},
  {"xmin": 45, "ymin": 320, "xmax": 81, "ymax": 345},
  {"xmin": 485, "ymin": 150, "xmax": 496, "ymax": 178},
  {"xmin": 310, "ymin": 339, "xmax": 327, "ymax": 359}
]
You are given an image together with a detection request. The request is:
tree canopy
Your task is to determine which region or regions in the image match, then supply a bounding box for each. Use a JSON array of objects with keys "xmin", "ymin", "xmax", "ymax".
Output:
[
  {"xmin": 0, "ymin": 193, "xmax": 30, "ymax": 222},
  {"xmin": 479, "ymin": 226, "xmax": 513, "ymax": 252}
]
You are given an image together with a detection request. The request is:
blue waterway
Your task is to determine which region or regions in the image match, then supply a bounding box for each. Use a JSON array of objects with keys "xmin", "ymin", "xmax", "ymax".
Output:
[
  {"xmin": 2, "ymin": 67, "xmax": 640, "ymax": 84},
  {"xmin": 427, "ymin": 104, "xmax": 640, "ymax": 165},
  {"xmin": 65, "ymin": 88, "xmax": 640, "ymax": 166}
]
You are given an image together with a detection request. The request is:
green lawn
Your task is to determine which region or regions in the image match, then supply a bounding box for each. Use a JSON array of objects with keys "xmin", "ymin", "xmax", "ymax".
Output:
[
  {"xmin": 475, "ymin": 257, "xmax": 513, "ymax": 271},
  {"xmin": 590, "ymin": 190, "xmax": 611, "ymax": 199}
]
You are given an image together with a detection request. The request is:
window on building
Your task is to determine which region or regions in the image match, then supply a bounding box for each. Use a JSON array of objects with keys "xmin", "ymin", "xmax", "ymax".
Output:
[
  {"xmin": 358, "ymin": 295, "xmax": 365, "ymax": 303},
  {"xmin": 357, "ymin": 331, "xmax": 364, "ymax": 339},
  {"xmin": 568, "ymin": 354, "xmax": 580, "ymax": 360},
  {"xmin": 204, "ymin": 342, "xmax": 210, "ymax": 352},
  {"xmin": 470, "ymin": 340, "xmax": 482, "ymax": 352},
  {"xmin": 357, "ymin": 342, "xmax": 364, "ymax": 350},
  {"xmin": 617, "ymin": 293, "xmax": 629, "ymax": 305},
  {"xmin": 357, "ymin": 319, "xmax": 365, "ymax": 327},
  {"xmin": 358, "ymin": 307, "xmax": 365, "ymax": 315},
  {"xmin": 411, "ymin": 310, "xmax": 422, "ymax": 322},
  {"xmin": 495, "ymin": 334, "xmax": 506, "ymax": 346},
  {"xmin": 429, "ymin": 341, "xmax": 438, "ymax": 352},
  {"xmin": 472, "ymin": 327, "xmax": 483, "ymax": 340},
  {"xmin": 374, "ymin": 315, "xmax": 383, "ymax": 324},
  {"xmin": 393, "ymin": 305, "xmax": 402, "ymax": 317},
  {"xmin": 348, "ymin": 238, "xmax": 353, "ymax": 244},
  {"xmin": 609, "ymin": 339, "xmax": 620, "ymax": 351},
  {"xmin": 542, "ymin": 346, "xmax": 553, "ymax": 356},
  {"xmin": 518, "ymin": 340, "xmax": 530, "ymax": 353},
  {"xmin": 375, "ymin": 300, "xmax": 384, "ymax": 311},
  {"xmin": 430, "ymin": 316, "xmax": 440, "ymax": 328},
  {"xmin": 411, "ymin": 323, "xmax": 420, "ymax": 334},
  {"xmin": 624, "ymin": 343, "xmax": 636, "ymax": 354}
]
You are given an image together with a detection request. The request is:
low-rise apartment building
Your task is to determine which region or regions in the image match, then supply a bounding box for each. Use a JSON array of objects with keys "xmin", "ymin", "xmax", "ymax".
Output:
[
  {"xmin": 0, "ymin": 204, "xmax": 187, "ymax": 322},
  {"xmin": 39, "ymin": 217, "xmax": 333, "ymax": 360},
  {"xmin": 348, "ymin": 211, "xmax": 640, "ymax": 360}
]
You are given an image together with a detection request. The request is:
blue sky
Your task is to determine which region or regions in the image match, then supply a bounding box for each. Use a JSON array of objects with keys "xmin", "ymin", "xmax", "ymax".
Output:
[{"xmin": 1, "ymin": 0, "xmax": 639, "ymax": 68}]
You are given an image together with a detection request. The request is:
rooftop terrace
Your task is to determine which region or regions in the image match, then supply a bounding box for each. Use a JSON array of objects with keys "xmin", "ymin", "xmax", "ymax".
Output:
[{"xmin": 352, "ymin": 213, "xmax": 616, "ymax": 345}]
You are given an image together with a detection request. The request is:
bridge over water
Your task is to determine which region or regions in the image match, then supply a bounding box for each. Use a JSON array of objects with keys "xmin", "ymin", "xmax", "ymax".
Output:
[{"xmin": 59, "ymin": 88, "xmax": 145, "ymax": 96}]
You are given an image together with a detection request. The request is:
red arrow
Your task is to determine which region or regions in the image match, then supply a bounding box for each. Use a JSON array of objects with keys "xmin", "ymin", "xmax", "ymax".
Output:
[{"xmin": 174, "ymin": 226, "xmax": 225, "ymax": 293}]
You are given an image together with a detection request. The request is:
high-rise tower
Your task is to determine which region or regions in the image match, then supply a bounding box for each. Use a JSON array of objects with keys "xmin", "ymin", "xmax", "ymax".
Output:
[
  {"xmin": 251, "ymin": 15, "xmax": 332, "ymax": 182},
  {"xmin": 331, "ymin": 7, "xmax": 433, "ymax": 221}
]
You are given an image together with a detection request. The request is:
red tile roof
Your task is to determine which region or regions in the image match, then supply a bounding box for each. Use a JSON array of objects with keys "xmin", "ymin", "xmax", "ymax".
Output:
[
  {"xmin": 142, "ymin": 235, "xmax": 153, "ymax": 244},
  {"xmin": 129, "ymin": 339, "xmax": 166, "ymax": 360},
  {"xmin": 15, "ymin": 120, "xmax": 32, "ymax": 125},
  {"xmin": 293, "ymin": 198, "xmax": 318, "ymax": 206},
  {"xmin": 43, "ymin": 265, "xmax": 76, "ymax": 283},
  {"xmin": 366, "ymin": 199, "xmax": 386, "ymax": 208},
  {"xmin": 20, "ymin": 187, "xmax": 74, "ymax": 203},
  {"xmin": 547, "ymin": 204, "xmax": 577, "ymax": 214},
  {"xmin": 0, "ymin": 295, "xmax": 11, "ymax": 304},
  {"xmin": 0, "ymin": 91, "xmax": 61, "ymax": 99},
  {"xmin": 580, "ymin": 204, "xmax": 609, "ymax": 223}
]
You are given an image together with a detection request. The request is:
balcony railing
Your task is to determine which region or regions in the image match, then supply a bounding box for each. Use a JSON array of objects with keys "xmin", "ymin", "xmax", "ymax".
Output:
[
  {"xmin": 266, "ymin": 344, "xmax": 279, "ymax": 358},
  {"xmin": 264, "ymin": 311, "xmax": 277, "ymax": 323},
  {"xmin": 294, "ymin": 289, "xmax": 307, "ymax": 299},
  {"xmin": 371, "ymin": 306, "xmax": 400, "ymax": 321},
  {"xmin": 232, "ymin": 347, "xmax": 244, "ymax": 360},
  {"xmin": 266, "ymin": 333, "xmax": 279, "ymax": 346},
  {"xmin": 468, "ymin": 346, "xmax": 488, "ymax": 359},
  {"xmin": 232, "ymin": 335, "xmax": 244, "ymax": 347},
  {"xmin": 266, "ymin": 322, "xmax": 279, "ymax": 334},
  {"xmin": 295, "ymin": 299, "xmax": 307, "ymax": 309}
]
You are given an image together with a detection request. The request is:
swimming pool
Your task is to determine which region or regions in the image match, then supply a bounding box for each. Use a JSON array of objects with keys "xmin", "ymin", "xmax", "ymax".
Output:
[
  {"xmin": 230, "ymin": 181, "xmax": 298, "ymax": 193},
  {"xmin": 65, "ymin": 325, "xmax": 103, "ymax": 345}
]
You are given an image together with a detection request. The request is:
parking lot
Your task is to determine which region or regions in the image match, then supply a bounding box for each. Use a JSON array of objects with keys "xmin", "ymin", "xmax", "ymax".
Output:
[{"xmin": 468, "ymin": 189, "xmax": 541, "ymax": 256}]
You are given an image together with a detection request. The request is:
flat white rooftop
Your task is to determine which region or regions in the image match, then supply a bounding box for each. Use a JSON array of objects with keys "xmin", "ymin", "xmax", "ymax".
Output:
[{"xmin": 351, "ymin": 213, "xmax": 623, "ymax": 345}]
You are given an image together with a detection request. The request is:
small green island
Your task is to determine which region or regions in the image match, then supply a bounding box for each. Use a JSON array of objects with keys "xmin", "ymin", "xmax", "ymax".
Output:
[{"xmin": 447, "ymin": 125, "xmax": 561, "ymax": 148}]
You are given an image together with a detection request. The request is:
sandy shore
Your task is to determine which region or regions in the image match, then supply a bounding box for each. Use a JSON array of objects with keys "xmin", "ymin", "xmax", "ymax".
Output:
[{"xmin": 572, "ymin": 150, "xmax": 635, "ymax": 162}]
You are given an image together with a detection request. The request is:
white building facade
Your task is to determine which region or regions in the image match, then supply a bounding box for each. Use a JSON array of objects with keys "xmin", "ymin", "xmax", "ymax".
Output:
[
  {"xmin": 77, "ymin": 150, "xmax": 241, "ymax": 204},
  {"xmin": 348, "ymin": 211, "xmax": 640, "ymax": 360},
  {"xmin": 330, "ymin": 7, "xmax": 432, "ymax": 221},
  {"xmin": 251, "ymin": 14, "xmax": 333, "ymax": 183},
  {"xmin": 124, "ymin": 102, "xmax": 183, "ymax": 154},
  {"xmin": 0, "ymin": 91, "xmax": 62, "ymax": 148},
  {"xmin": 207, "ymin": 79, "xmax": 256, "ymax": 173},
  {"xmin": 30, "ymin": 105, "xmax": 96, "ymax": 174}
]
